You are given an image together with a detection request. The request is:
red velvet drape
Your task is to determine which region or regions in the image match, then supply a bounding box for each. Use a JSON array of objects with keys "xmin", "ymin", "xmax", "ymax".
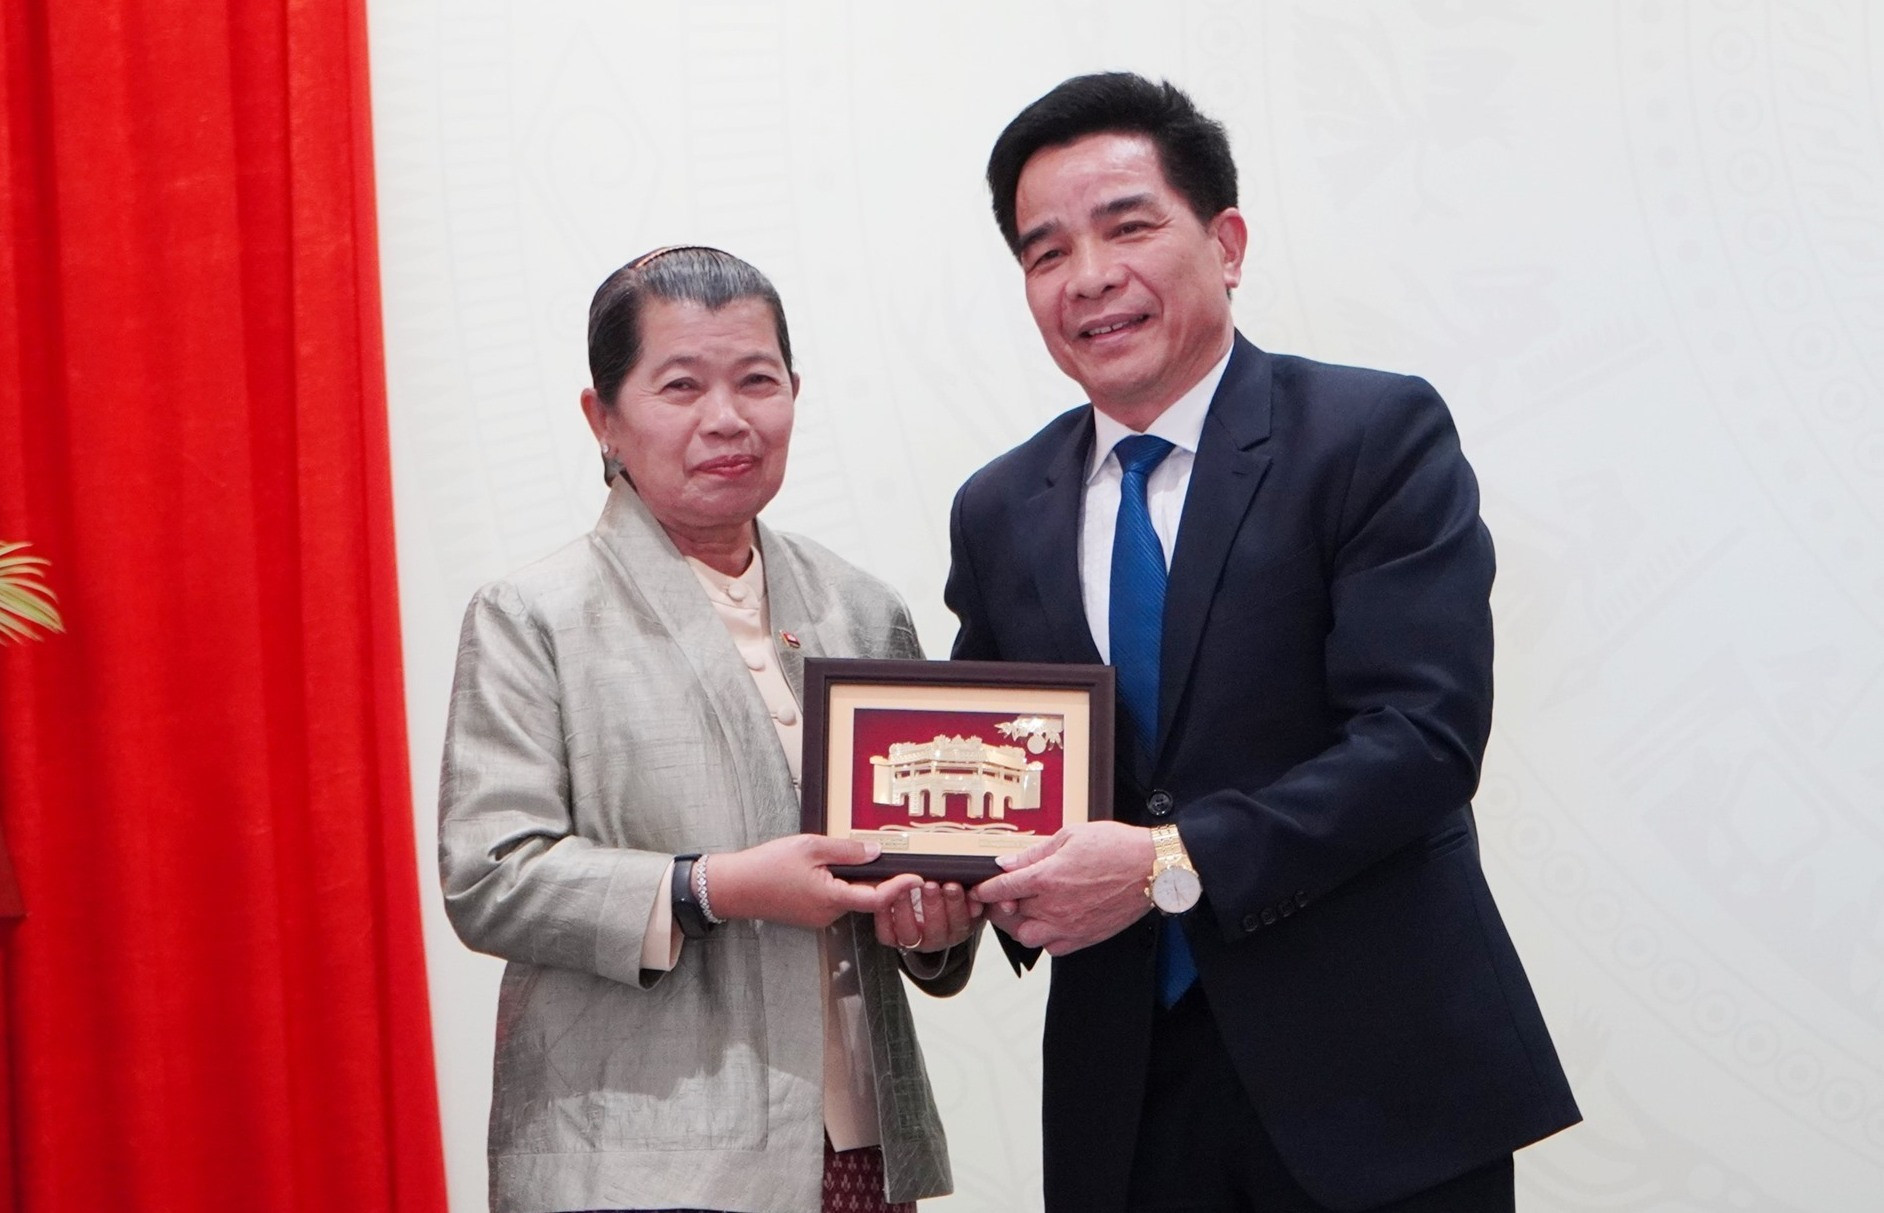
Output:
[{"xmin": 0, "ymin": 1, "xmax": 447, "ymax": 1209}]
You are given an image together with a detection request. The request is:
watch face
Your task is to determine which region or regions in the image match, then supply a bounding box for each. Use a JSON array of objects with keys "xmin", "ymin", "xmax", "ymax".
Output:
[{"xmin": 1151, "ymin": 866, "xmax": 1202, "ymax": 913}]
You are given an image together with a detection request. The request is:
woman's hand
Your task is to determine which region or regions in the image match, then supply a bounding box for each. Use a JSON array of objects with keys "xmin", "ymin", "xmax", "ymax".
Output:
[
  {"xmin": 706, "ymin": 835, "xmax": 921, "ymax": 931},
  {"xmin": 875, "ymin": 880, "xmax": 983, "ymax": 953}
]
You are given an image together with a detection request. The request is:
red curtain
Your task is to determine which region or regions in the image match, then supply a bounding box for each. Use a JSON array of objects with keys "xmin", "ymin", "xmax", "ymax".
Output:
[{"xmin": 0, "ymin": 0, "xmax": 447, "ymax": 1209}]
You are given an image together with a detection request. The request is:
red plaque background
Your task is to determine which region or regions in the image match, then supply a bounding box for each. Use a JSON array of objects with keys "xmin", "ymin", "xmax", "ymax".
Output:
[{"xmin": 847, "ymin": 708, "xmax": 1066, "ymax": 835}]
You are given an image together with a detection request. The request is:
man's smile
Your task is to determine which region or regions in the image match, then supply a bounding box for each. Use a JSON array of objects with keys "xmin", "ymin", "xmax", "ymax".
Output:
[{"xmin": 1078, "ymin": 313, "xmax": 1151, "ymax": 341}]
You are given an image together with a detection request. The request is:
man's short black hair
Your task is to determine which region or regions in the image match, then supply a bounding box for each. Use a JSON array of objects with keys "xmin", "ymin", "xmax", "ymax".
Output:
[{"xmin": 986, "ymin": 72, "xmax": 1239, "ymax": 256}]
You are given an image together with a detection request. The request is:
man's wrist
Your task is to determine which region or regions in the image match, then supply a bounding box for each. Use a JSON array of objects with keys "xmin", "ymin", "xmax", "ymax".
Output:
[{"xmin": 1146, "ymin": 823, "xmax": 1202, "ymax": 914}]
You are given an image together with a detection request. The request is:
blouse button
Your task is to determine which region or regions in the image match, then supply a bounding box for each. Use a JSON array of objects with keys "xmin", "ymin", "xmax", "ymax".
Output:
[
  {"xmin": 745, "ymin": 652, "xmax": 766, "ymax": 671},
  {"xmin": 774, "ymin": 704, "xmax": 799, "ymax": 726},
  {"xmin": 726, "ymin": 583, "xmax": 749, "ymax": 603}
]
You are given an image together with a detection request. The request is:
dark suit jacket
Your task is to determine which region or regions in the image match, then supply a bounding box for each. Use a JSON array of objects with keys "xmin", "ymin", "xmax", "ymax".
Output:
[{"xmin": 946, "ymin": 334, "xmax": 1579, "ymax": 1212}]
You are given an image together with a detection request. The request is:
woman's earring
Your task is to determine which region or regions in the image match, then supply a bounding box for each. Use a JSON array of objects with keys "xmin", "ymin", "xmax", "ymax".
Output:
[{"xmin": 600, "ymin": 444, "xmax": 624, "ymax": 486}]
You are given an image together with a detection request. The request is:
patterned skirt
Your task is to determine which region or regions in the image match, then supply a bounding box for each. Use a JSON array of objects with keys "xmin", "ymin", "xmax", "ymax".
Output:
[{"xmin": 588, "ymin": 1137, "xmax": 915, "ymax": 1213}]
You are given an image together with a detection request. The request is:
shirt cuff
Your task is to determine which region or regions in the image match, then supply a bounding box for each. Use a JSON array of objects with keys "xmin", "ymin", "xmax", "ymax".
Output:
[{"xmin": 640, "ymin": 860, "xmax": 684, "ymax": 971}]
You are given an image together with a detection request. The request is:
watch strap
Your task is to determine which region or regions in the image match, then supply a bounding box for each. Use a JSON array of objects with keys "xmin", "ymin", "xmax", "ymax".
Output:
[
  {"xmin": 1150, "ymin": 823, "xmax": 1194, "ymax": 873},
  {"xmin": 670, "ymin": 853, "xmax": 715, "ymax": 940}
]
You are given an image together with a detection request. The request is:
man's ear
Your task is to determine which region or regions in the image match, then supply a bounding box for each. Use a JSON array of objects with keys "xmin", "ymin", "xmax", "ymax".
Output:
[{"xmin": 1211, "ymin": 208, "xmax": 1249, "ymax": 292}]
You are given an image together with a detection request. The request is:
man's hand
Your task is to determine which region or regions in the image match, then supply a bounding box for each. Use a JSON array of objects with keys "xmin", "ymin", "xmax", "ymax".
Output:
[
  {"xmin": 971, "ymin": 821, "xmax": 1157, "ymax": 955},
  {"xmin": 708, "ymin": 835, "xmax": 921, "ymax": 930},
  {"xmin": 875, "ymin": 880, "xmax": 983, "ymax": 953}
]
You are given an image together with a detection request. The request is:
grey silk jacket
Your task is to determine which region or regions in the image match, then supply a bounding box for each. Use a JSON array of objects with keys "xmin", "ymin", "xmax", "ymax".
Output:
[{"xmin": 440, "ymin": 482, "xmax": 957, "ymax": 1213}]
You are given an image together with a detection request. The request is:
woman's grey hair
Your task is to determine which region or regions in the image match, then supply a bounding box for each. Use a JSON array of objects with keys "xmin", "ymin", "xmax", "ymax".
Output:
[{"xmin": 586, "ymin": 245, "xmax": 794, "ymax": 409}]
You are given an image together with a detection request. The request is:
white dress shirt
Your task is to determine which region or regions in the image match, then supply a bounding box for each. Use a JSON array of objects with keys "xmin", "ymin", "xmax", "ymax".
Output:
[{"xmin": 1078, "ymin": 346, "xmax": 1233, "ymax": 660}]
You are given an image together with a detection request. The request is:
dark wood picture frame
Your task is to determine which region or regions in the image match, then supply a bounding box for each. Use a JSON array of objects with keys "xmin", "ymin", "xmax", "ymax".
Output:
[{"xmin": 801, "ymin": 657, "xmax": 1115, "ymax": 885}]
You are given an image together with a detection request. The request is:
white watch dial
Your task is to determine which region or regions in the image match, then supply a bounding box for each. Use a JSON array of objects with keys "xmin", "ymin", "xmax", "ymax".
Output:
[{"xmin": 1151, "ymin": 865, "xmax": 1202, "ymax": 913}]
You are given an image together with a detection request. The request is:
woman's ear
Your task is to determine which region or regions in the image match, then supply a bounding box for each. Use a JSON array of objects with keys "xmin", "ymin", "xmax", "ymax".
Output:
[
  {"xmin": 581, "ymin": 387, "xmax": 625, "ymax": 485},
  {"xmin": 580, "ymin": 386, "xmax": 610, "ymax": 444}
]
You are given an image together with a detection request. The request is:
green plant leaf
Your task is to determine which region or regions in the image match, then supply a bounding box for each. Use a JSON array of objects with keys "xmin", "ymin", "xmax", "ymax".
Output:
[{"xmin": 0, "ymin": 540, "xmax": 65, "ymax": 643}]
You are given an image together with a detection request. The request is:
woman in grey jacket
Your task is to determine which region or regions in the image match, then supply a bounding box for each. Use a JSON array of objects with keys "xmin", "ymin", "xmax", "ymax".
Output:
[{"xmin": 440, "ymin": 247, "xmax": 978, "ymax": 1213}]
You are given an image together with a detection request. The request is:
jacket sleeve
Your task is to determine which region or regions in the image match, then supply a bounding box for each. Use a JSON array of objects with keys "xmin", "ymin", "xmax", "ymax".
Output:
[
  {"xmin": 894, "ymin": 930, "xmax": 982, "ymax": 997},
  {"xmin": 882, "ymin": 595, "xmax": 926, "ymax": 663},
  {"xmin": 1179, "ymin": 376, "xmax": 1497, "ymax": 943},
  {"xmin": 437, "ymin": 582, "xmax": 673, "ymax": 988}
]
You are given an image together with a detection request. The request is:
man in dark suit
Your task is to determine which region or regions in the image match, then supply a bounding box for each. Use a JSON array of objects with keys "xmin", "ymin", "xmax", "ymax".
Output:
[{"xmin": 958, "ymin": 73, "xmax": 1580, "ymax": 1212}]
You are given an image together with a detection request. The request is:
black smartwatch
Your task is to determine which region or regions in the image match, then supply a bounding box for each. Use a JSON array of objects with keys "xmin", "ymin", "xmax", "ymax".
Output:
[{"xmin": 670, "ymin": 853, "xmax": 717, "ymax": 940}]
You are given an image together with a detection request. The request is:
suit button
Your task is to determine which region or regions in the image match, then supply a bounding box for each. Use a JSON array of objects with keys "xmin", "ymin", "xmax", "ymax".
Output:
[
  {"xmin": 1278, "ymin": 900, "xmax": 1295, "ymax": 918},
  {"xmin": 1147, "ymin": 790, "xmax": 1174, "ymax": 817},
  {"xmin": 1242, "ymin": 913, "xmax": 1260, "ymax": 932},
  {"xmin": 1260, "ymin": 908, "xmax": 1277, "ymax": 926},
  {"xmin": 1294, "ymin": 891, "xmax": 1309, "ymax": 908}
]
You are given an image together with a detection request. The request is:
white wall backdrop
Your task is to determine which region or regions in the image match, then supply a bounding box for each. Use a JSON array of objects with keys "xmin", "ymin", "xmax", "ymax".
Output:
[{"xmin": 368, "ymin": 3, "xmax": 1884, "ymax": 1209}]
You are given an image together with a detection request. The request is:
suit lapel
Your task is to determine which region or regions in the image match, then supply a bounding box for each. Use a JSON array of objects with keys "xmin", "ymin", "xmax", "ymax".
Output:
[
  {"xmin": 1158, "ymin": 336, "xmax": 1274, "ymax": 758},
  {"xmin": 1020, "ymin": 417, "xmax": 1104, "ymax": 667},
  {"xmin": 592, "ymin": 484, "xmax": 802, "ymax": 839}
]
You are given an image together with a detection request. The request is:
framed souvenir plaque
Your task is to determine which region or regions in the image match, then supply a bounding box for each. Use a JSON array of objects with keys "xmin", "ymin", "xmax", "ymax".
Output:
[{"xmin": 801, "ymin": 658, "xmax": 1115, "ymax": 885}]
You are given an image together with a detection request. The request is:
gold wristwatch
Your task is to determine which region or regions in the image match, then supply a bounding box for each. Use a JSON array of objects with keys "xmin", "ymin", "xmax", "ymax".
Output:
[{"xmin": 1147, "ymin": 823, "xmax": 1202, "ymax": 914}]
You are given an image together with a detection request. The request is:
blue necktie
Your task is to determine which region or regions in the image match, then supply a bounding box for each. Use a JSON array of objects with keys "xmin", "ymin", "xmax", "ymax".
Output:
[{"xmin": 1107, "ymin": 434, "xmax": 1197, "ymax": 1007}]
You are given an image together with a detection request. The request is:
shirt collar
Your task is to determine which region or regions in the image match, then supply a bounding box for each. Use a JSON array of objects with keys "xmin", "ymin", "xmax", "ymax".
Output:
[
  {"xmin": 1086, "ymin": 344, "xmax": 1233, "ymax": 484},
  {"xmin": 685, "ymin": 544, "xmax": 766, "ymax": 608}
]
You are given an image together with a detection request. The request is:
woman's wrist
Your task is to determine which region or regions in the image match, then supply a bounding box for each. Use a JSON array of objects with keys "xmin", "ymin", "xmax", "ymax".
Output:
[
  {"xmin": 691, "ymin": 855, "xmax": 725, "ymax": 926},
  {"xmin": 697, "ymin": 848, "xmax": 751, "ymax": 921},
  {"xmin": 670, "ymin": 853, "xmax": 718, "ymax": 939}
]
